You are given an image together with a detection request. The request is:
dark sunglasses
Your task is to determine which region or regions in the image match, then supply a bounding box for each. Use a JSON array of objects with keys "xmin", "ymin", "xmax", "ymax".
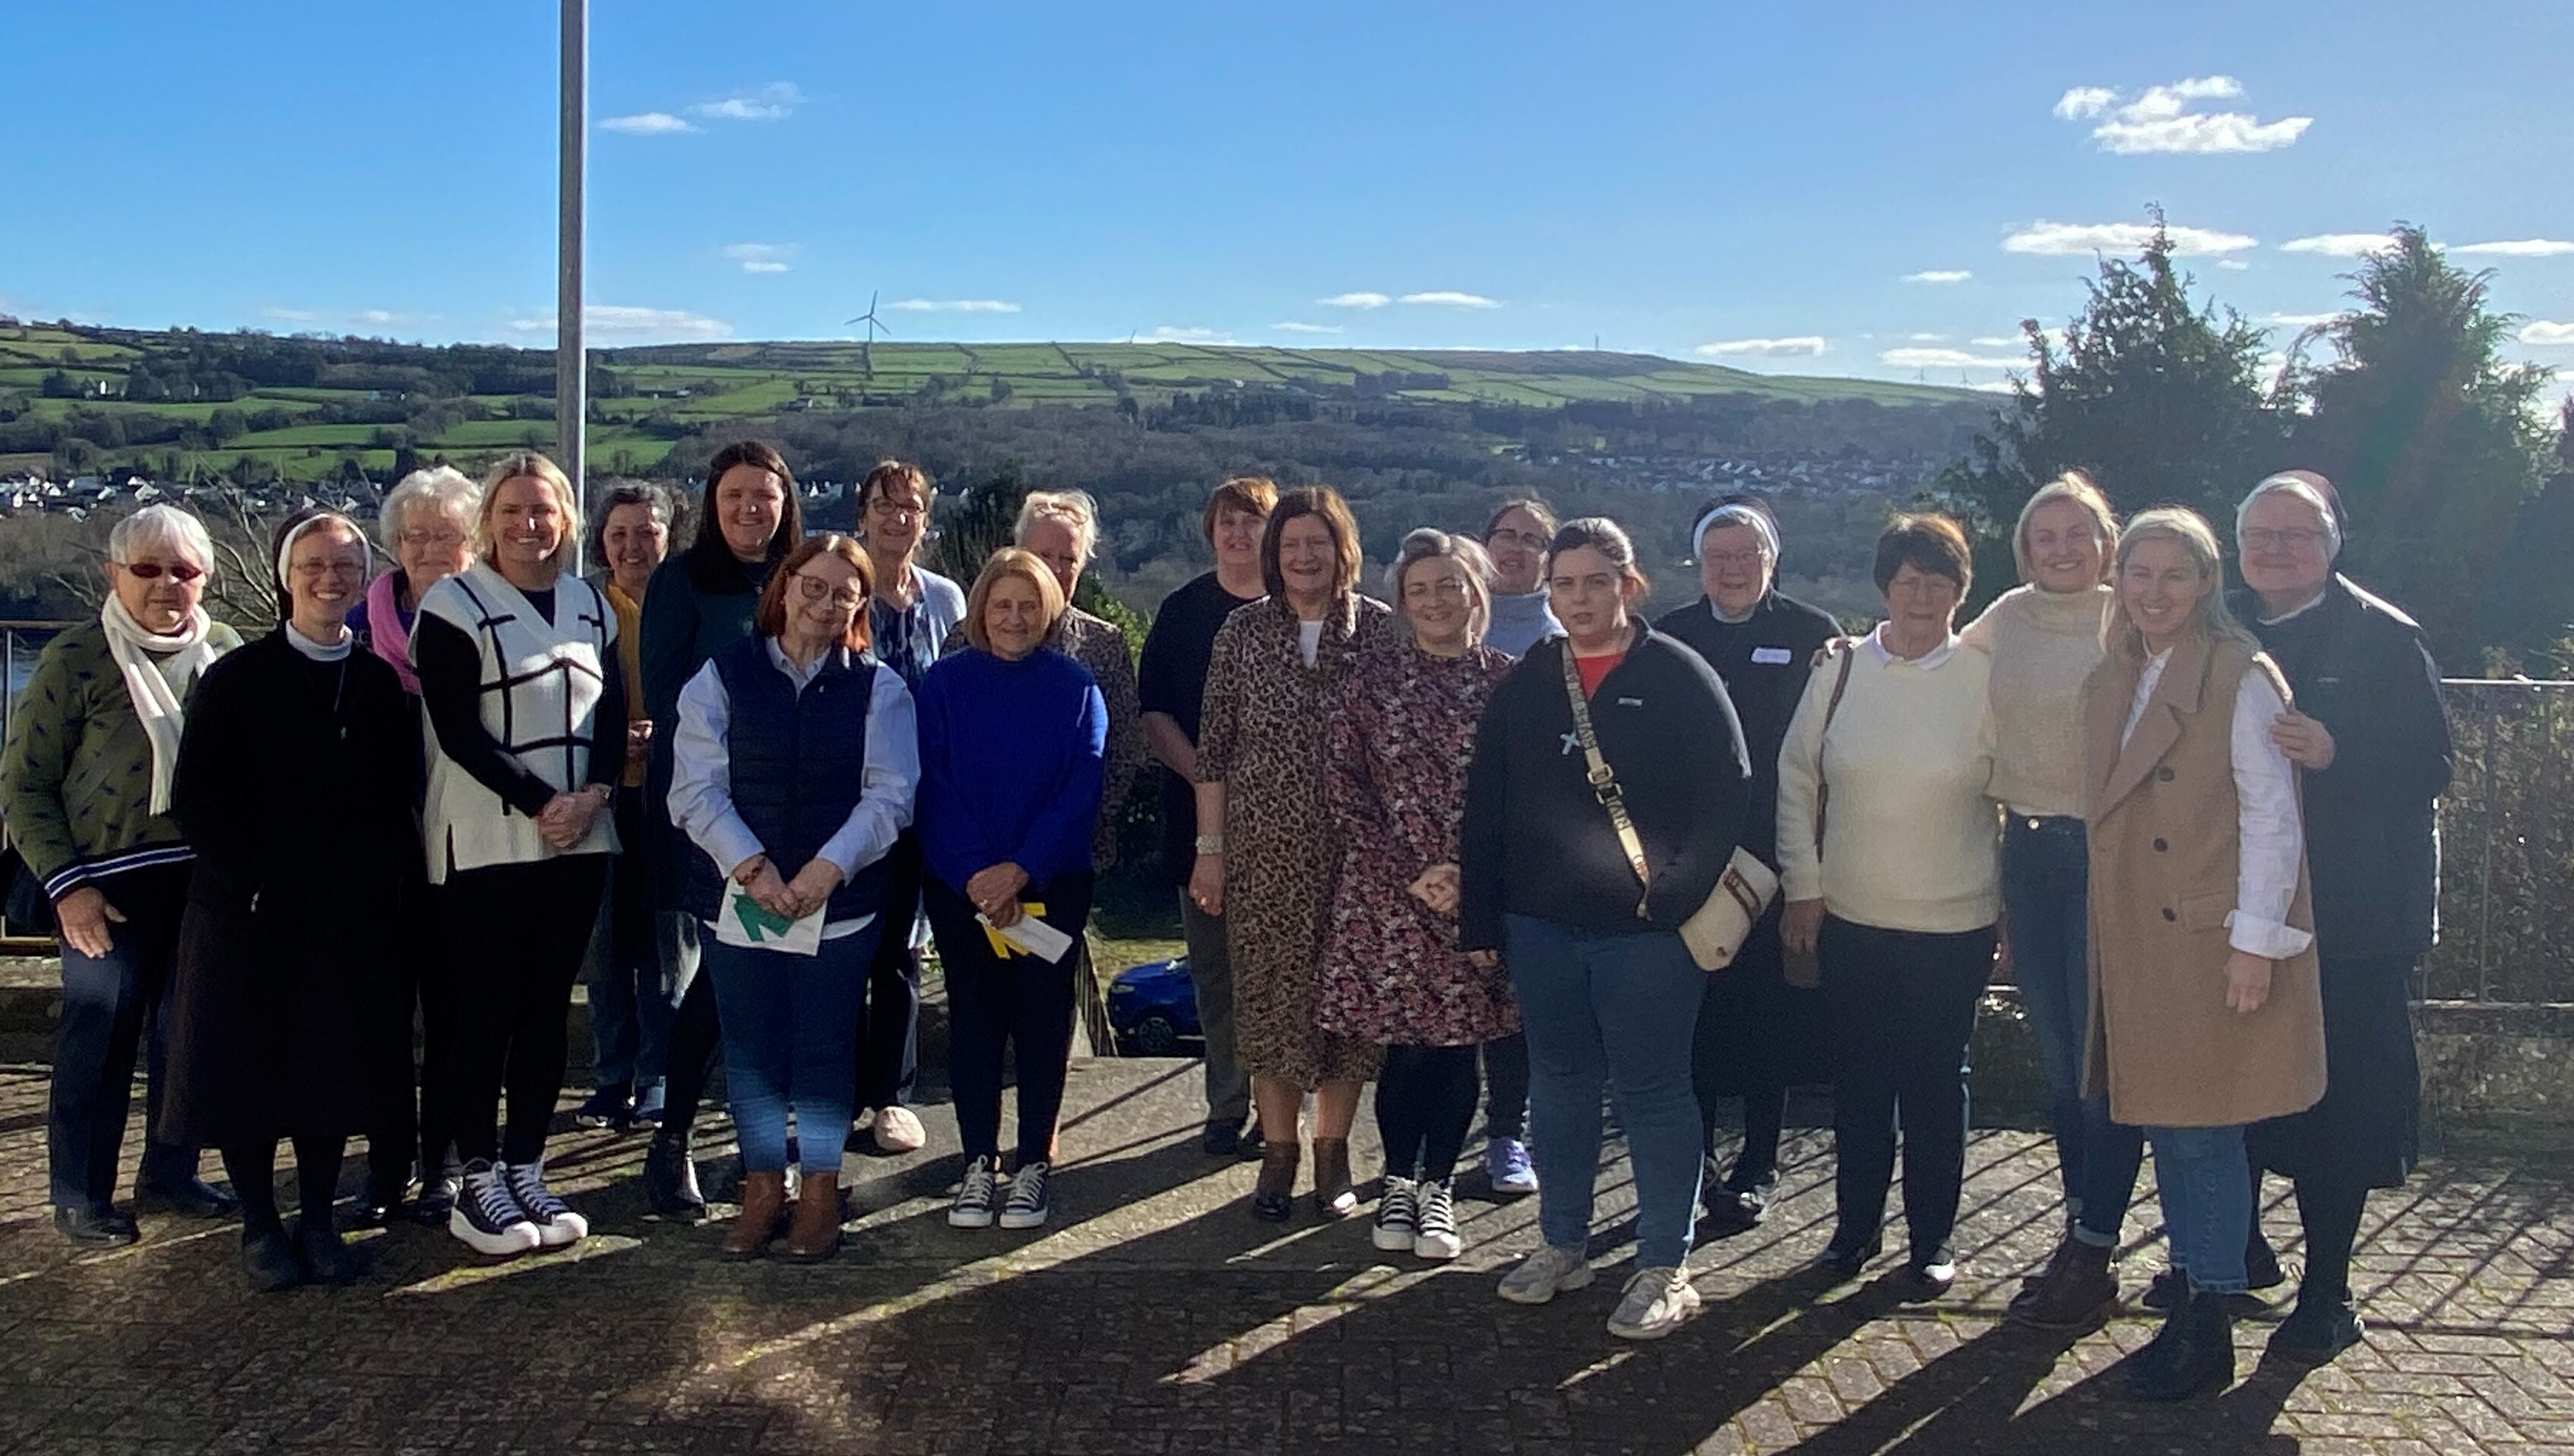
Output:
[{"xmin": 118, "ymin": 562, "xmax": 207, "ymax": 582}]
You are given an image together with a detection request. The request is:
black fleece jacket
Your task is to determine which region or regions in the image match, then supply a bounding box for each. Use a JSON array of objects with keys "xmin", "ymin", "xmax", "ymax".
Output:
[{"xmin": 1459, "ymin": 627, "xmax": 1752, "ymax": 951}]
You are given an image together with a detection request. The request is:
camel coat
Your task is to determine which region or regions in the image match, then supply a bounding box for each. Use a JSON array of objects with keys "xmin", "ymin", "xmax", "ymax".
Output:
[{"xmin": 2081, "ymin": 632, "xmax": 2325, "ymax": 1129}]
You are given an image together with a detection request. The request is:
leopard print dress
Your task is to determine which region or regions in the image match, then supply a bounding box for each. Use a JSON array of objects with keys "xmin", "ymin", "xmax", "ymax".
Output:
[{"xmin": 1195, "ymin": 593, "xmax": 1394, "ymax": 1088}]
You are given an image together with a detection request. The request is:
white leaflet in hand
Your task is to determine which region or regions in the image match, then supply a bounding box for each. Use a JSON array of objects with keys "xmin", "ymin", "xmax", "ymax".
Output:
[
  {"xmin": 979, "ymin": 911, "xmax": 1075, "ymax": 963},
  {"xmin": 716, "ymin": 880, "xmax": 826, "ymax": 956}
]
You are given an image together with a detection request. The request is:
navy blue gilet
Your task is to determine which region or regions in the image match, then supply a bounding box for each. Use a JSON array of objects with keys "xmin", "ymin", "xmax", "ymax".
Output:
[{"xmin": 680, "ymin": 635, "xmax": 894, "ymax": 925}]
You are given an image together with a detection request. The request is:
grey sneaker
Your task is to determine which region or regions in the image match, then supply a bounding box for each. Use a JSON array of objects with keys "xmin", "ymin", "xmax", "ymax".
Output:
[
  {"xmin": 1607, "ymin": 1265, "xmax": 1702, "ymax": 1340},
  {"xmin": 1498, "ymin": 1244, "xmax": 1595, "ymax": 1305},
  {"xmin": 1372, "ymin": 1176, "xmax": 1419, "ymax": 1253}
]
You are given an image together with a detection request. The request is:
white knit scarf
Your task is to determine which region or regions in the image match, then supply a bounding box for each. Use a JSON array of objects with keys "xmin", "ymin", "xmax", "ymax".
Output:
[{"xmin": 100, "ymin": 594, "xmax": 220, "ymax": 815}]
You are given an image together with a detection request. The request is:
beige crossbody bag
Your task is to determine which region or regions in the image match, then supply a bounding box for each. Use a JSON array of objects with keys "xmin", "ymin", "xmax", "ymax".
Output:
[{"xmin": 1557, "ymin": 642, "xmax": 1778, "ymax": 972}]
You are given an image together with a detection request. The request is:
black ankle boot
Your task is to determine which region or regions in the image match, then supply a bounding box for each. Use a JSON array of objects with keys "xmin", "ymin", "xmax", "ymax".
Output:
[
  {"xmin": 2126, "ymin": 1287, "xmax": 2236, "ymax": 1402},
  {"xmin": 644, "ymin": 1128, "xmax": 707, "ymax": 1221}
]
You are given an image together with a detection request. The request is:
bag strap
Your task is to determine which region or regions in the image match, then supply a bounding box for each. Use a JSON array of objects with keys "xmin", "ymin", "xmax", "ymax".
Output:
[
  {"xmin": 1558, "ymin": 638, "xmax": 1652, "ymax": 919},
  {"xmin": 1809, "ymin": 642, "xmax": 1858, "ymax": 855}
]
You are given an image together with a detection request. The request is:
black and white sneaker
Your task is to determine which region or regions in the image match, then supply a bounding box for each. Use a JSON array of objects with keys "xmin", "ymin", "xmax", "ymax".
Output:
[
  {"xmin": 448, "ymin": 1160, "xmax": 541, "ymax": 1256},
  {"xmin": 999, "ymin": 1161, "xmax": 1053, "ymax": 1230},
  {"xmin": 949, "ymin": 1157, "xmax": 999, "ymax": 1229},
  {"xmin": 1372, "ymin": 1176, "xmax": 1419, "ymax": 1253},
  {"xmin": 1414, "ymin": 1179, "xmax": 1462, "ymax": 1261},
  {"xmin": 500, "ymin": 1161, "xmax": 588, "ymax": 1249}
]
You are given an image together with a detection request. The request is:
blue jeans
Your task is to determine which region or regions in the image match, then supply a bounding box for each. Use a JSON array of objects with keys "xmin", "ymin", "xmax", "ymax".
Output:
[
  {"xmin": 2002, "ymin": 815, "xmax": 2145, "ymax": 1246},
  {"xmin": 705, "ymin": 919, "xmax": 881, "ymax": 1176},
  {"xmin": 584, "ymin": 788, "xmax": 673, "ymax": 1093},
  {"xmin": 2148, "ymin": 1124, "xmax": 2252, "ymax": 1293},
  {"xmin": 1503, "ymin": 914, "xmax": 1706, "ymax": 1269},
  {"xmin": 50, "ymin": 864, "xmax": 198, "ymax": 1209}
]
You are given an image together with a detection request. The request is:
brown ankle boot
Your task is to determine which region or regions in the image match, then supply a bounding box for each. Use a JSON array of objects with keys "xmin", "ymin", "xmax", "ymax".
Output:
[
  {"xmin": 1311, "ymin": 1137, "xmax": 1357, "ymax": 1220},
  {"xmin": 1251, "ymin": 1140, "xmax": 1300, "ymax": 1222},
  {"xmin": 721, "ymin": 1170, "xmax": 788, "ymax": 1261},
  {"xmin": 2008, "ymin": 1234, "xmax": 2119, "ymax": 1329},
  {"xmin": 786, "ymin": 1171, "xmax": 842, "ymax": 1262}
]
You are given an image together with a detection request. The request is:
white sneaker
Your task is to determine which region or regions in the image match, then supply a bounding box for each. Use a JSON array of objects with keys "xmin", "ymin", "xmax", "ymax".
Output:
[
  {"xmin": 448, "ymin": 1159, "xmax": 541, "ymax": 1257},
  {"xmin": 999, "ymin": 1161, "xmax": 1052, "ymax": 1230},
  {"xmin": 1607, "ymin": 1265, "xmax": 1702, "ymax": 1340},
  {"xmin": 500, "ymin": 1160, "xmax": 588, "ymax": 1248},
  {"xmin": 948, "ymin": 1157, "xmax": 999, "ymax": 1229},
  {"xmin": 1498, "ymin": 1244, "xmax": 1594, "ymax": 1304},
  {"xmin": 872, "ymin": 1106, "xmax": 927, "ymax": 1154},
  {"xmin": 1414, "ymin": 1179, "xmax": 1462, "ymax": 1261},
  {"xmin": 1372, "ymin": 1176, "xmax": 1419, "ymax": 1253}
]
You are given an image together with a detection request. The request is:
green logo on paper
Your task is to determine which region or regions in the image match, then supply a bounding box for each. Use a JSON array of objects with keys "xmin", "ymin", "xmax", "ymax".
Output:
[{"xmin": 733, "ymin": 896, "xmax": 796, "ymax": 941}]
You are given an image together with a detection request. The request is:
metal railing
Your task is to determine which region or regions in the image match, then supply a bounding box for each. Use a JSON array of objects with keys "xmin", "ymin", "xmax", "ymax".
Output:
[{"xmin": 2427, "ymin": 679, "xmax": 2574, "ymax": 1005}]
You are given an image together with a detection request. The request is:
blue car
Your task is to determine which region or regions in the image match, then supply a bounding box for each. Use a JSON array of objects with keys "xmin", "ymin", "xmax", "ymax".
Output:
[{"xmin": 1106, "ymin": 956, "xmax": 1201, "ymax": 1056}]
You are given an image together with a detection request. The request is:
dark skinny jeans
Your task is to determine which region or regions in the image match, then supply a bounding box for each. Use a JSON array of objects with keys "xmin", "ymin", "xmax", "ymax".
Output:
[
  {"xmin": 926, "ymin": 873, "xmax": 1094, "ymax": 1166},
  {"xmin": 1379, "ymin": 1043, "xmax": 1482, "ymax": 1183},
  {"xmin": 434, "ymin": 855, "xmax": 609, "ymax": 1166}
]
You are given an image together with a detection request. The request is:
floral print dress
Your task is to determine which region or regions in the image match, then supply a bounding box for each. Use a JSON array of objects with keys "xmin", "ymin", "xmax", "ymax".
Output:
[
  {"xmin": 1194, "ymin": 593, "xmax": 1394, "ymax": 1088},
  {"xmin": 1319, "ymin": 640, "xmax": 1521, "ymax": 1047}
]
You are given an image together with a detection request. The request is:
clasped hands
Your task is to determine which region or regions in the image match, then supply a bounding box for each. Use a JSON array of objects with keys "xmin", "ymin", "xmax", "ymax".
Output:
[
  {"xmin": 536, "ymin": 785, "xmax": 611, "ymax": 852},
  {"xmin": 965, "ymin": 862, "xmax": 1032, "ymax": 928},
  {"xmin": 1407, "ymin": 861, "xmax": 1461, "ymax": 918},
  {"xmin": 732, "ymin": 852, "xmax": 848, "ymax": 921}
]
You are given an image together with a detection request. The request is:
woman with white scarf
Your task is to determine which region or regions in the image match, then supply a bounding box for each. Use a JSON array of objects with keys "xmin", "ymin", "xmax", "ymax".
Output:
[{"xmin": 1, "ymin": 505, "xmax": 242, "ymax": 1246}]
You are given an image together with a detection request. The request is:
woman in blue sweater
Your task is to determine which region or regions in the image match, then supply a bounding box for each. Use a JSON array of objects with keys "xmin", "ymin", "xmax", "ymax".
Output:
[{"xmin": 915, "ymin": 548, "xmax": 1108, "ymax": 1233}]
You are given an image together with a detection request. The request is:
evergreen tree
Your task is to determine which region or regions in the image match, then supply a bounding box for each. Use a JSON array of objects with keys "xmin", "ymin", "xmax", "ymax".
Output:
[{"xmin": 929, "ymin": 459, "xmax": 1031, "ymax": 584}]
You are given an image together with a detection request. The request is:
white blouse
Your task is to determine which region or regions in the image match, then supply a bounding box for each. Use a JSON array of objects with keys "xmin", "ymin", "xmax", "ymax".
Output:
[{"xmin": 2121, "ymin": 649, "xmax": 2313, "ymax": 961}]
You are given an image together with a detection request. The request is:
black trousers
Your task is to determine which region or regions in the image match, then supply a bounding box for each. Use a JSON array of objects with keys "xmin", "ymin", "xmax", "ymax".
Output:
[
  {"xmin": 432, "ymin": 855, "xmax": 609, "ymax": 1166},
  {"xmin": 925, "ymin": 873, "xmax": 1092, "ymax": 1166},
  {"xmin": 661, "ymin": 951, "xmax": 722, "ymax": 1139},
  {"xmin": 856, "ymin": 834, "xmax": 926, "ymax": 1112},
  {"xmin": 1481, "ymin": 1033, "xmax": 1529, "ymax": 1144},
  {"xmin": 1820, "ymin": 916, "xmax": 1996, "ymax": 1263},
  {"xmin": 223, "ymin": 1135, "xmax": 344, "ymax": 1236},
  {"xmin": 1381, "ymin": 1043, "xmax": 1483, "ymax": 1182}
]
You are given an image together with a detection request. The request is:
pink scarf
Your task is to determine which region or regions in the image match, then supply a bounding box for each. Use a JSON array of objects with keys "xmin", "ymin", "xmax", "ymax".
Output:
[{"xmin": 364, "ymin": 569, "xmax": 420, "ymax": 695}]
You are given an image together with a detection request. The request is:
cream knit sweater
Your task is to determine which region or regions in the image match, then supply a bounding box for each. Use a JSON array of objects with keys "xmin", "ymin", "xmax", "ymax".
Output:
[
  {"xmin": 1959, "ymin": 584, "xmax": 2111, "ymax": 820},
  {"xmin": 1777, "ymin": 628, "xmax": 1999, "ymax": 934}
]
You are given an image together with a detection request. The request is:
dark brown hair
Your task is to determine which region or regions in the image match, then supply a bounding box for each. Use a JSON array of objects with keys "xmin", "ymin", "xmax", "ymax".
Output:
[
  {"xmin": 856, "ymin": 459, "xmax": 935, "ymax": 528},
  {"xmin": 1200, "ymin": 475, "xmax": 1280, "ymax": 544},
  {"xmin": 1547, "ymin": 516, "xmax": 1650, "ymax": 597},
  {"xmin": 1482, "ymin": 496, "xmax": 1559, "ymax": 543},
  {"xmin": 1871, "ymin": 511, "xmax": 1974, "ymax": 597},
  {"xmin": 751, "ymin": 533, "xmax": 874, "ymax": 651},
  {"xmin": 589, "ymin": 481, "xmax": 670, "ymax": 567},
  {"xmin": 695, "ymin": 440, "xmax": 803, "ymax": 563},
  {"xmin": 1259, "ymin": 486, "xmax": 1363, "ymax": 600}
]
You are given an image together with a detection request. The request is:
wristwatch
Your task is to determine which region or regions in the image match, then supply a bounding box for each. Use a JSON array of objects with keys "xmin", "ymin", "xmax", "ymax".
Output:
[{"xmin": 1195, "ymin": 834, "xmax": 1224, "ymax": 855}]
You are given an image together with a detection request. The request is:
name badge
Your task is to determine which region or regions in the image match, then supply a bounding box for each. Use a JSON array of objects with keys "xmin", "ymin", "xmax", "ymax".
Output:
[{"xmin": 1752, "ymin": 646, "xmax": 1793, "ymax": 665}]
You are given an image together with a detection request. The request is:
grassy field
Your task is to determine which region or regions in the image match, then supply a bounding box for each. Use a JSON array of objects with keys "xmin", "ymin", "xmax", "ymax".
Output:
[{"xmin": 2, "ymin": 321, "xmax": 1983, "ymax": 483}]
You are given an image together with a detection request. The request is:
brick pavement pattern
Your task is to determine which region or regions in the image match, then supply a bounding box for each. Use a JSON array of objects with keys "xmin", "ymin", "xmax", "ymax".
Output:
[{"xmin": 0, "ymin": 1057, "xmax": 2565, "ymax": 1456}]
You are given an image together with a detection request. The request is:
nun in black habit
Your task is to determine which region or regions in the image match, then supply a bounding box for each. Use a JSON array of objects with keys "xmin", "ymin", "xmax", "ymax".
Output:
[{"xmin": 163, "ymin": 508, "xmax": 425, "ymax": 1292}]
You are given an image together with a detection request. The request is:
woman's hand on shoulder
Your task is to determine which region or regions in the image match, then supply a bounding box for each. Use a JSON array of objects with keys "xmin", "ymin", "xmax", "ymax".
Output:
[{"xmin": 2269, "ymin": 710, "xmax": 2335, "ymax": 771}]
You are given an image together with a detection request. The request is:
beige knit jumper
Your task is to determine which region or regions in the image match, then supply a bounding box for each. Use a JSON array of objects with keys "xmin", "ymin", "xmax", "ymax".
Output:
[{"xmin": 1959, "ymin": 584, "xmax": 2111, "ymax": 821}]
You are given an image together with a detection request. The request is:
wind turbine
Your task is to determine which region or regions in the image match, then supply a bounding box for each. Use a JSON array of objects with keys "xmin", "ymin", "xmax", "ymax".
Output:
[{"xmin": 844, "ymin": 290, "xmax": 893, "ymax": 378}]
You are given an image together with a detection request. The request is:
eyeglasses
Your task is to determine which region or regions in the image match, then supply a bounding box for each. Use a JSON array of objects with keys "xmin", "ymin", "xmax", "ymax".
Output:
[
  {"xmin": 1486, "ymin": 529, "xmax": 1549, "ymax": 551},
  {"xmin": 1699, "ymin": 549, "xmax": 1768, "ymax": 571},
  {"xmin": 399, "ymin": 528, "xmax": 465, "ymax": 549},
  {"xmin": 116, "ymin": 561, "xmax": 206, "ymax": 582},
  {"xmin": 792, "ymin": 572, "xmax": 866, "ymax": 609},
  {"xmin": 867, "ymin": 498, "xmax": 924, "ymax": 522},
  {"xmin": 2240, "ymin": 527, "xmax": 2330, "ymax": 552}
]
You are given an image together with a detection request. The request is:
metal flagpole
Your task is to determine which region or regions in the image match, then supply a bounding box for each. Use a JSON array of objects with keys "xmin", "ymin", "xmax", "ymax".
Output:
[{"xmin": 557, "ymin": 0, "xmax": 587, "ymax": 574}]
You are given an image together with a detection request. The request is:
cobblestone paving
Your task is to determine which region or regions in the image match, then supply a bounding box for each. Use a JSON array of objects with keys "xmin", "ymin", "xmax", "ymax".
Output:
[{"xmin": 0, "ymin": 1058, "xmax": 2566, "ymax": 1455}]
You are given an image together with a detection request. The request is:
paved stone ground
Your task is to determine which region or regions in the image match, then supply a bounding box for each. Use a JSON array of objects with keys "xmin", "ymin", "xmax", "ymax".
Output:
[{"xmin": 0, "ymin": 1055, "xmax": 2566, "ymax": 1456}]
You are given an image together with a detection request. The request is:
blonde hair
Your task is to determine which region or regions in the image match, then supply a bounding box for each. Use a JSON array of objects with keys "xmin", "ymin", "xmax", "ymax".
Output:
[
  {"xmin": 1015, "ymin": 489, "xmax": 1100, "ymax": 562},
  {"xmin": 1385, "ymin": 528, "xmax": 1495, "ymax": 645},
  {"xmin": 2105, "ymin": 507, "xmax": 2259, "ymax": 663},
  {"xmin": 474, "ymin": 451, "xmax": 580, "ymax": 566},
  {"xmin": 963, "ymin": 546, "xmax": 1068, "ymax": 654},
  {"xmin": 2013, "ymin": 470, "xmax": 2118, "ymax": 584}
]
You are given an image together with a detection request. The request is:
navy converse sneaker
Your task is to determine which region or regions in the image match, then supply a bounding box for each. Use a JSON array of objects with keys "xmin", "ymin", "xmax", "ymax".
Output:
[
  {"xmin": 448, "ymin": 1160, "xmax": 540, "ymax": 1257},
  {"xmin": 500, "ymin": 1161, "xmax": 588, "ymax": 1249}
]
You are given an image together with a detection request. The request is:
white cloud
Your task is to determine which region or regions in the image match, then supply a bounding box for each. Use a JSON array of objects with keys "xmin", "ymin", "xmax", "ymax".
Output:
[
  {"xmin": 2520, "ymin": 321, "xmax": 2574, "ymax": 347},
  {"xmin": 603, "ymin": 112, "xmax": 695, "ymax": 136},
  {"xmin": 262, "ymin": 305, "xmax": 429, "ymax": 330},
  {"xmin": 1695, "ymin": 337, "xmax": 1828, "ymax": 359},
  {"xmin": 1970, "ymin": 335, "xmax": 2022, "ymax": 348},
  {"xmin": 2056, "ymin": 76, "xmax": 2310, "ymax": 154},
  {"xmin": 888, "ymin": 298, "xmax": 1021, "ymax": 314},
  {"xmin": 2455, "ymin": 239, "xmax": 2574, "ymax": 258},
  {"xmin": 2053, "ymin": 87, "xmax": 2117, "ymax": 121},
  {"xmin": 689, "ymin": 83, "xmax": 802, "ymax": 123},
  {"xmin": 2005, "ymin": 220, "xmax": 2258, "ymax": 256},
  {"xmin": 1320, "ymin": 292, "xmax": 1391, "ymax": 309},
  {"xmin": 508, "ymin": 305, "xmax": 733, "ymax": 340},
  {"xmin": 2218, "ymin": 259, "xmax": 2252, "ymax": 271},
  {"xmin": 1881, "ymin": 347, "xmax": 2021, "ymax": 371},
  {"xmin": 1273, "ymin": 321, "xmax": 1342, "ymax": 334},
  {"xmin": 2261, "ymin": 312, "xmax": 2336, "ymax": 327},
  {"xmin": 1904, "ymin": 332, "xmax": 1947, "ymax": 343},
  {"xmin": 1398, "ymin": 291, "xmax": 1499, "ymax": 309},
  {"xmin": 722, "ymin": 243, "xmax": 795, "ymax": 275},
  {"xmin": 2281, "ymin": 233, "xmax": 2400, "ymax": 257},
  {"xmin": 1903, "ymin": 269, "xmax": 1974, "ymax": 285},
  {"xmin": 1151, "ymin": 325, "xmax": 1234, "ymax": 344},
  {"xmin": 261, "ymin": 306, "xmax": 321, "ymax": 322}
]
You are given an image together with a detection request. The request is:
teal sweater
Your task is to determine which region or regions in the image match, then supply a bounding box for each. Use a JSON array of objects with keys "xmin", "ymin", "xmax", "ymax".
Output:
[{"xmin": 2, "ymin": 619, "xmax": 242, "ymax": 897}]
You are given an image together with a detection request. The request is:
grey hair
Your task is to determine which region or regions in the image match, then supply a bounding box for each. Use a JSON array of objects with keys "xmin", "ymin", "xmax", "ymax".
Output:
[
  {"xmin": 2235, "ymin": 471, "xmax": 2344, "ymax": 560},
  {"xmin": 1015, "ymin": 489, "xmax": 1100, "ymax": 563},
  {"xmin": 379, "ymin": 466, "xmax": 482, "ymax": 552},
  {"xmin": 107, "ymin": 504, "xmax": 215, "ymax": 571},
  {"xmin": 2105, "ymin": 507, "xmax": 2259, "ymax": 663},
  {"xmin": 1385, "ymin": 527, "xmax": 1496, "ymax": 645}
]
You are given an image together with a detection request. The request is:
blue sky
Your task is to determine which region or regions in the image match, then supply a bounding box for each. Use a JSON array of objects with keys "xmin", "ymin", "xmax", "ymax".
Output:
[{"xmin": 5, "ymin": 0, "xmax": 2569, "ymax": 391}]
